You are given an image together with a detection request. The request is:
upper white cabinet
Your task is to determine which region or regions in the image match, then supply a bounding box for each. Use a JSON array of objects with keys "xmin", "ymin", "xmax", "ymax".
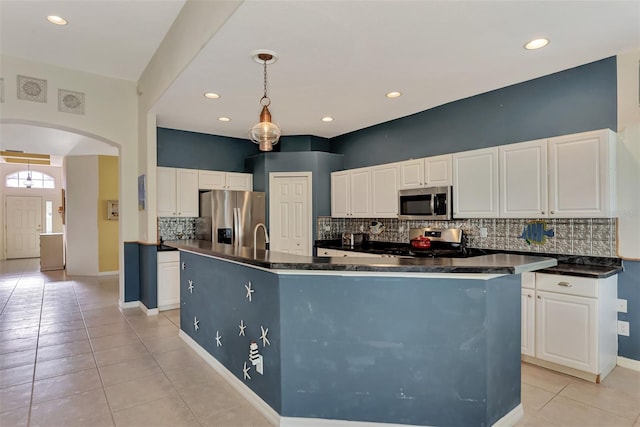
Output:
[
  {"xmin": 331, "ymin": 168, "xmax": 371, "ymax": 217},
  {"xmin": 399, "ymin": 154, "xmax": 452, "ymax": 189},
  {"xmin": 371, "ymin": 163, "xmax": 400, "ymax": 217},
  {"xmin": 157, "ymin": 167, "xmax": 198, "ymax": 217},
  {"xmin": 499, "ymin": 139, "xmax": 548, "ymax": 218},
  {"xmin": 198, "ymin": 170, "xmax": 252, "ymax": 191},
  {"xmin": 452, "ymin": 147, "xmax": 499, "ymax": 218},
  {"xmin": 548, "ymin": 129, "xmax": 616, "ymax": 217}
]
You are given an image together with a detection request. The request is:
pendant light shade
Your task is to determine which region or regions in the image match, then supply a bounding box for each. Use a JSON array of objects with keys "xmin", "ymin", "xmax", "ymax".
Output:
[
  {"xmin": 25, "ymin": 161, "xmax": 33, "ymax": 188},
  {"xmin": 249, "ymin": 51, "xmax": 281, "ymax": 151}
]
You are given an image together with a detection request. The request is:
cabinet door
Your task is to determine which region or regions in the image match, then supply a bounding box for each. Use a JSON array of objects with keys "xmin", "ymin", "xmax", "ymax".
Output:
[
  {"xmin": 424, "ymin": 154, "xmax": 452, "ymax": 187},
  {"xmin": 157, "ymin": 167, "xmax": 177, "ymax": 217},
  {"xmin": 198, "ymin": 170, "xmax": 226, "ymax": 190},
  {"xmin": 535, "ymin": 290, "xmax": 598, "ymax": 373},
  {"xmin": 226, "ymin": 172, "xmax": 253, "ymax": 191},
  {"xmin": 452, "ymin": 147, "xmax": 499, "ymax": 218},
  {"xmin": 371, "ymin": 163, "xmax": 399, "ymax": 217},
  {"xmin": 350, "ymin": 168, "xmax": 372, "ymax": 217},
  {"xmin": 399, "ymin": 159, "xmax": 424, "ymax": 189},
  {"xmin": 548, "ymin": 129, "xmax": 615, "ymax": 217},
  {"xmin": 176, "ymin": 169, "xmax": 198, "ymax": 217},
  {"xmin": 499, "ymin": 139, "xmax": 548, "ymax": 218},
  {"xmin": 521, "ymin": 289, "xmax": 535, "ymax": 356},
  {"xmin": 331, "ymin": 171, "xmax": 350, "ymax": 217},
  {"xmin": 157, "ymin": 260, "xmax": 180, "ymax": 310}
]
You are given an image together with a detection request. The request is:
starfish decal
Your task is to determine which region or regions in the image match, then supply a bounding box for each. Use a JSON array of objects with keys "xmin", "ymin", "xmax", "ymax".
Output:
[
  {"xmin": 238, "ymin": 319, "xmax": 246, "ymax": 337},
  {"xmin": 193, "ymin": 317, "xmax": 199, "ymax": 331},
  {"xmin": 215, "ymin": 331, "xmax": 222, "ymax": 347},
  {"xmin": 259, "ymin": 325, "xmax": 270, "ymax": 347},
  {"xmin": 245, "ymin": 281, "xmax": 254, "ymax": 302},
  {"xmin": 187, "ymin": 280, "xmax": 194, "ymax": 294},
  {"xmin": 243, "ymin": 362, "xmax": 251, "ymax": 380},
  {"xmin": 181, "ymin": 262, "xmax": 186, "ymax": 271}
]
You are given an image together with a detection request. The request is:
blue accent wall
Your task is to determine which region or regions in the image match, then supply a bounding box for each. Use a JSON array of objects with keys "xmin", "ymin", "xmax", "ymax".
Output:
[
  {"xmin": 330, "ymin": 57, "xmax": 617, "ymax": 169},
  {"xmin": 139, "ymin": 244, "xmax": 158, "ymax": 310},
  {"xmin": 618, "ymin": 261, "xmax": 640, "ymax": 360},
  {"xmin": 123, "ymin": 242, "xmax": 140, "ymax": 302},
  {"xmin": 157, "ymin": 127, "xmax": 260, "ymax": 171}
]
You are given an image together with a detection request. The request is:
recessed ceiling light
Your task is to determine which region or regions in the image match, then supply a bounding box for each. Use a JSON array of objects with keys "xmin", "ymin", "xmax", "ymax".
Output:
[
  {"xmin": 47, "ymin": 15, "xmax": 67, "ymax": 26},
  {"xmin": 524, "ymin": 38, "xmax": 549, "ymax": 50},
  {"xmin": 321, "ymin": 116, "xmax": 334, "ymax": 122},
  {"xmin": 386, "ymin": 91, "xmax": 402, "ymax": 98},
  {"xmin": 218, "ymin": 117, "xmax": 231, "ymax": 122},
  {"xmin": 204, "ymin": 92, "xmax": 220, "ymax": 99}
]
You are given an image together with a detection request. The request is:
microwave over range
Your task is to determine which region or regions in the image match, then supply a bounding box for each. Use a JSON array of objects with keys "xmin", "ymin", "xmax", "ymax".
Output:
[{"xmin": 398, "ymin": 186, "xmax": 452, "ymax": 220}]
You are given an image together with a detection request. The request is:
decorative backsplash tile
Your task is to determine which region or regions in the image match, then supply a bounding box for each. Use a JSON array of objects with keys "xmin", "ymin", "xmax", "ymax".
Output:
[
  {"xmin": 316, "ymin": 216, "xmax": 617, "ymax": 257},
  {"xmin": 158, "ymin": 217, "xmax": 198, "ymax": 241}
]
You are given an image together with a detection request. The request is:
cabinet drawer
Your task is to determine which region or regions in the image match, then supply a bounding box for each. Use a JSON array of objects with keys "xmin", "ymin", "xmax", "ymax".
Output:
[
  {"xmin": 535, "ymin": 273, "xmax": 597, "ymax": 298},
  {"xmin": 158, "ymin": 251, "xmax": 180, "ymax": 263}
]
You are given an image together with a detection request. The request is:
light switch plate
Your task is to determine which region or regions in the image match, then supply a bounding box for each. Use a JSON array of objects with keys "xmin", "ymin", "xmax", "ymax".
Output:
[
  {"xmin": 479, "ymin": 227, "xmax": 488, "ymax": 238},
  {"xmin": 618, "ymin": 321, "xmax": 630, "ymax": 337},
  {"xmin": 616, "ymin": 299, "xmax": 628, "ymax": 313}
]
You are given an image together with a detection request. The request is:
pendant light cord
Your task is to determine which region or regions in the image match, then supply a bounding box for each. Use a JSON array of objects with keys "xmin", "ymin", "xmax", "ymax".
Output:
[{"xmin": 261, "ymin": 59, "xmax": 270, "ymax": 106}]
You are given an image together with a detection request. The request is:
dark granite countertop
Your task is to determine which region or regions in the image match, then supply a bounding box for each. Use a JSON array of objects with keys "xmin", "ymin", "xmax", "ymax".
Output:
[
  {"xmin": 157, "ymin": 244, "xmax": 178, "ymax": 251},
  {"xmin": 164, "ymin": 239, "xmax": 556, "ymax": 275},
  {"xmin": 315, "ymin": 240, "xmax": 622, "ymax": 278}
]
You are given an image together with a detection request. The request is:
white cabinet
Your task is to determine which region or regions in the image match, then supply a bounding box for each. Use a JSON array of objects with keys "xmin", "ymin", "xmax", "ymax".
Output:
[
  {"xmin": 521, "ymin": 272, "xmax": 536, "ymax": 357},
  {"xmin": 317, "ymin": 248, "xmax": 385, "ymax": 258},
  {"xmin": 399, "ymin": 155, "xmax": 452, "ymax": 189},
  {"xmin": 198, "ymin": 170, "xmax": 252, "ymax": 191},
  {"xmin": 157, "ymin": 167, "xmax": 198, "ymax": 217},
  {"xmin": 331, "ymin": 168, "xmax": 371, "ymax": 217},
  {"xmin": 548, "ymin": 129, "xmax": 616, "ymax": 217},
  {"xmin": 452, "ymin": 147, "xmax": 499, "ymax": 218},
  {"xmin": 523, "ymin": 272, "xmax": 618, "ymax": 382},
  {"xmin": 371, "ymin": 163, "xmax": 400, "ymax": 217},
  {"xmin": 499, "ymin": 139, "xmax": 548, "ymax": 218},
  {"xmin": 157, "ymin": 251, "xmax": 180, "ymax": 311}
]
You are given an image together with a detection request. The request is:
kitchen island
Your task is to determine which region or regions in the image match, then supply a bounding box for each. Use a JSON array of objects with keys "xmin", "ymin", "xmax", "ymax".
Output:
[{"xmin": 165, "ymin": 240, "xmax": 556, "ymax": 427}]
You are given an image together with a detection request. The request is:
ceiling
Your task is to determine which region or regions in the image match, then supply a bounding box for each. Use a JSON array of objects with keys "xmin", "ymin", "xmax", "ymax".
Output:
[{"xmin": 1, "ymin": 1, "xmax": 639, "ymax": 150}]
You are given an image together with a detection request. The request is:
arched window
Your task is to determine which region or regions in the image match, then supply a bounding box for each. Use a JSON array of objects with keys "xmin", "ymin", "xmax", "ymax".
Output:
[{"xmin": 5, "ymin": 171, "xmax": 55, "ymax": 189}]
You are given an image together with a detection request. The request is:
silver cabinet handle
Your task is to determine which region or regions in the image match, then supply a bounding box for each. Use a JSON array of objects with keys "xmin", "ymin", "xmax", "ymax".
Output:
[{"xmin": 557, "ymin": 281, "xmax": 572, "ymax": 287}]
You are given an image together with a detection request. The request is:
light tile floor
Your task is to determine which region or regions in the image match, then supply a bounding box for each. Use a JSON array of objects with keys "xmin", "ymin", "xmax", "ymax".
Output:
[{"xmin": 0, "ymin": 258, "xmax": 638, "ymax": 426}]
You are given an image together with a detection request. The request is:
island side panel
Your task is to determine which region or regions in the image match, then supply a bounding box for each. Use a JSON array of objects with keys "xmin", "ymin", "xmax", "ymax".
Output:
[
  {"xmin": 179, "ymin": 251, "xmax": 282, "ymax": 413},
  {"xmin": 486, "ymin": 274, "xmax": 522, "ymax": 424},
  {"xmin": 279, "ymin": 274, "xmax": 513, "ymax": 427}
]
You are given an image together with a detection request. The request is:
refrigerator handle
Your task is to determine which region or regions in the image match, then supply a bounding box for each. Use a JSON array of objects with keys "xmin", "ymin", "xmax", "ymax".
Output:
[{"xmin": 233, "ymin": 207, "xmax": 240, "ymax": 247}]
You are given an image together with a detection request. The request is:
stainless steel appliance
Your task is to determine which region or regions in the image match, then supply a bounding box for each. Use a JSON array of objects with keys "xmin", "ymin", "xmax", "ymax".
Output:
[
  {"xmin": 398, "ymin": 186, "xmax": 452, "ymax": 220},
  {"xmin": 342, "ymin": 232, "xmax": 367, "ymax": 248},
  {"xmin": 408, "ymin": 227, "xmax": 465, "ymax": 257},
  {"xmin": 197, "ymin": 190, "xmax": 267, "ymax": 249}
]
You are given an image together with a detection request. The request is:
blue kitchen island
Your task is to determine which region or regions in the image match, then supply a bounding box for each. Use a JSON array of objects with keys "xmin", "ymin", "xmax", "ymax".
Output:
[{"xmin": 166, "ymin": 240, "xmax": 556, "ymax": 427}]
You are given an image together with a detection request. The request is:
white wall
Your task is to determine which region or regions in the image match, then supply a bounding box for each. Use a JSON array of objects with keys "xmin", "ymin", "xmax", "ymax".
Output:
[
  {"xmin": 617, "ymin": 51, "xmax": 640, "ymax": 259},
  {"xmin": 64, "ymin": 156, "xmax": 99, "ymax": 275}
]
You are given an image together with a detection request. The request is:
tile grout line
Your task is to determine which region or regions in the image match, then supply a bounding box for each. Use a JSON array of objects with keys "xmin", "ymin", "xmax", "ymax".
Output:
[{"xmin": 25, "ymin": 275, "xmax": 46, "ymax": 427}]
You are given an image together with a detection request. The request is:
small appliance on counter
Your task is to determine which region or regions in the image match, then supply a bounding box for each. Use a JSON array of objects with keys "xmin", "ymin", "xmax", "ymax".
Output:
[
  {"xmin": 408, "ymin": 227, "xmax": 466, "ymax": 257},
  {"xmin": 342, "ymin": 232, "xmax": 368, "ymax": 248}
]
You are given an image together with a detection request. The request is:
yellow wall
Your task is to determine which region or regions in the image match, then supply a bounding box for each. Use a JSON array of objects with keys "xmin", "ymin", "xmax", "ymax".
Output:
[{"xmin": 98, "ymin": 156, "xmax": 119, "ymax": 272}]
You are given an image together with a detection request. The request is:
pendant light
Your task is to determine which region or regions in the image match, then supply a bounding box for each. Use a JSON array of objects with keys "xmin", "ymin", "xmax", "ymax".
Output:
[
  {"xmin": 25, "ymin": 161, "xmax": 33, "ymax": 188},
  {"xmin": 249, "ymin": 51, "xmax": 281, "ymax": 151}
]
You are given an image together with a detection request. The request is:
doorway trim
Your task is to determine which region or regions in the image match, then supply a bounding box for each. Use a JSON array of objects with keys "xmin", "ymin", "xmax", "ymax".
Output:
[{"xmin": 268, "ymin": 172, "xmax": 313, "ymax": 256}]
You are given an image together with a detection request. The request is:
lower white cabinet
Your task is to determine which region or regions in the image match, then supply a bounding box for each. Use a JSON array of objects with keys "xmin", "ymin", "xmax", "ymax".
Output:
[
  {"xmin": 157, "ymin": 251, "xmax": 180, "ymax": 311},
  {"xmin": 521, "ymin": 272, "xmax": 618, "ymax": 382},
  {"xmin": 317, "ymin": 248, "xmax": 388, "ymax": 258}
]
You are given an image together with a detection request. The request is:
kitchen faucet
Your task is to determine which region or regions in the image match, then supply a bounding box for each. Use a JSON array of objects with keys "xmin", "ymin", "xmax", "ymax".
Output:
[{"xmin": 253, "ymin": 223, "xmax": 270, "ymax": 250}]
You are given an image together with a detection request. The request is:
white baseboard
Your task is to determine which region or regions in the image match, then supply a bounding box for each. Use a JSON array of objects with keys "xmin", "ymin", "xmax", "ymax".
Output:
[
  {"xmin": 179, "ymin": 331, "xmax": 280, "ymax": 426},
  {"xmin": 139, "ymin": 302, "xmax": 159, "ymax": 316},
  {"xmin": 617, "ymin": 356, "xmax": 640, "ymax": 372},
  {"xmin": 492, "ymin": 404, "xmax": 523, "ymax": 427},
  {"xmin": 118, "ymin": 300, "xmax": 139, "ymax": 309},
  {"xmin": 97, "ymin": 271, "xmax": 119, "ymax": 276},
  {"xmin": 179, "ymin": 331, "xmax": 522, "ymax": 427},
  {"xmin": 158, "ymin": 302, "xmax": 180, "ymax": 311}
]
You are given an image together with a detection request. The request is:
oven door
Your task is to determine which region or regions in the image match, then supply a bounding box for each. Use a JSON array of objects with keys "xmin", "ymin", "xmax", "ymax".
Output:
[{"xmin": 398, "ymin": 189, "xmax": 434, "ymax": 220}]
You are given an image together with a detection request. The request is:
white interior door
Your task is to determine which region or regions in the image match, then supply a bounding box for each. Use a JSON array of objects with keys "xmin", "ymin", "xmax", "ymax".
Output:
[
  {"xmin": 6, "ymin": 196, "xmax": 42, "ymax": 259},
  {"xmin": 269, "ymin": 172, "xmax": 312, "ymax": 256}
]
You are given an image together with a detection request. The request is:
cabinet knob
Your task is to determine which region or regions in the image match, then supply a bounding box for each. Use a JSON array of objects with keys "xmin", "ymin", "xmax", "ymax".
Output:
[
  {"xmin": 527, "ymin": 294, "xmax": 532, "ymax": 298},
  {"xmin": 541, "ymin": 211, "xmax": 545, "ymax": 215},
  {"xmin": 550, "ymin": 211, "xmax": 554, "ymax": 214},
  {"xmin": 537, "ymin": 295, "xmax": 541, "ymax": 299},
  {"xmin": 343, "ymin": 254, "xmax": 348, "ymax": 257}
]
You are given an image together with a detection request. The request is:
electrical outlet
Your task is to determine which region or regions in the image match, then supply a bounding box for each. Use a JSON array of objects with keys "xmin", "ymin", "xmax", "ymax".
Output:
[
  {"xmin": 616, "ymin": 299, "xmax": 628, "ymax": 313},
  {"xmin": 479, "ymin": 227, "xmax": 488, "ymax": 238},
  {"xmin": 359, "ymin": 225, "xmax": 364, "ymax": 232},
  {"xmin": 617, "ymin": 321, "xmax": 630, "ymax": 337}
]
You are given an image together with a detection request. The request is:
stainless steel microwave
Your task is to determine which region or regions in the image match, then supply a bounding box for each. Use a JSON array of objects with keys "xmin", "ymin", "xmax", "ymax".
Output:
[{"xmin": 398, "ymin": 186, "xmax": 452, "ymax": 220}]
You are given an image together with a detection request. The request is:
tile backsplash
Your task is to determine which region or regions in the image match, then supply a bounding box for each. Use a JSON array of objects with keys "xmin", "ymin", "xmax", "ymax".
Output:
[
  {"xmin": 158, "ymin": 217, "xmax": 198, "ymax": 241},
  {"xmin": 316, "ymin": 217, "xmax": 617, "ymax": 257}
]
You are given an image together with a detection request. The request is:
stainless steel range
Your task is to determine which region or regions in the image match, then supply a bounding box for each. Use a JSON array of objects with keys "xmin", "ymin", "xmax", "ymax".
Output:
[{"xmin": 408, "ymin": 227, "xmax": 467, "ymax": 257}]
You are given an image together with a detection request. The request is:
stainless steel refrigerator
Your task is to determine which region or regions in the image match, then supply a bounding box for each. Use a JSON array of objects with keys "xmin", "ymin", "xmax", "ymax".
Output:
[{"xmin": 197, "ymin": 190, "xmax": 267, "ymax": 249}]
